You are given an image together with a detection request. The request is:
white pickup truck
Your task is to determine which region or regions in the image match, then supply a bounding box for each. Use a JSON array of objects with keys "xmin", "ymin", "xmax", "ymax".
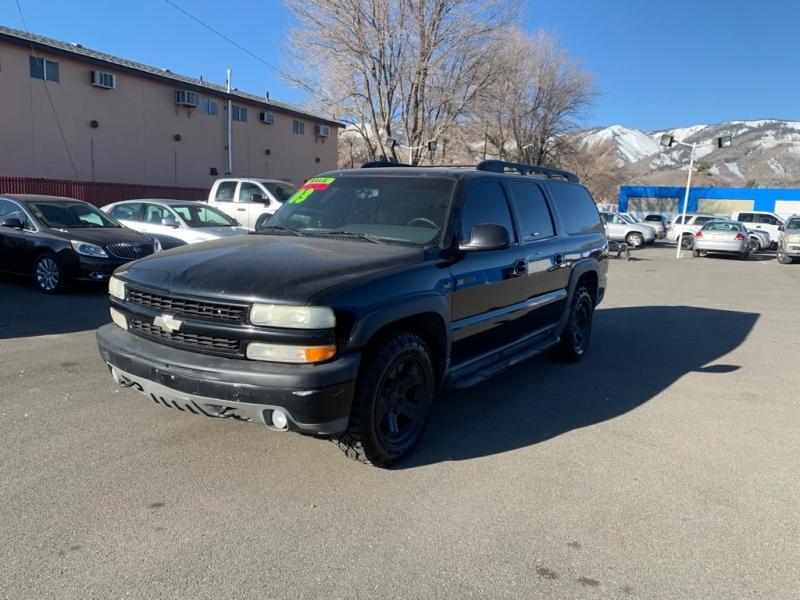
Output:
[{"xmin": 207, "ymin": 178, "xmax": 298, "ymax": 230}]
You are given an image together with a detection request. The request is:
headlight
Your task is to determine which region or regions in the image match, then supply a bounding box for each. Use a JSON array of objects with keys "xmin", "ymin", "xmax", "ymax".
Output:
[
  {"xmin": 151, "ymin": 237, "xmax": 162, "ymax": 253},
  {"xmin": 109, "ymin": 307, "xmax": 127, "ymax": 330},
  {"xmin": 786, "ymin": 234, "xmax": 800, "ymax": 243},
  {"xmin": 246, "ymin": 342, "xmax": 336, "ymax": 363},
  {"xmin": 249, "ymin": 304, "xmax": 336, "ymax": 329},
  {"xmin": 108, "ymin": 276, "xmax": 126, "ymax": 300},
  {"xmin": 71, "ymin": 240, "xmax": 108, "ymax": 258}
]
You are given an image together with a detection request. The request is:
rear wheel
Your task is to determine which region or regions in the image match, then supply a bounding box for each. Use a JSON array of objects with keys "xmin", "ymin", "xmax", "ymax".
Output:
[
  {"xmin": 334, "ymin": 332, "xmax": 435, "ymax": 467},
  {"xmin": 556, "ymin": 286, "xmax": 594, "ymax": 362},
  {"xmin": 626, "ymin": 232, "xmax": 644, "ymax": 248},
  {"xmin": 680, "ymin": 234, "xmax": 694, "ymax": 249},
  {"xmin": 33, "ymin": 253, "xmax": 66, "ymax": 293}
]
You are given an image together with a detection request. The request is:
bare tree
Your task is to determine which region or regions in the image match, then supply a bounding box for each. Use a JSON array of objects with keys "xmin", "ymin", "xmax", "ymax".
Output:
[
  {"xmin": 559, "ymin": 140, "xmax": 631, "ymax": 203},
  {"xmin": 284, "ymin": 0, "xmax": 518, "ymax": 165},
  {"xmin": 476, "ymin": 28, "xmax": 596, "ymax": 166}
]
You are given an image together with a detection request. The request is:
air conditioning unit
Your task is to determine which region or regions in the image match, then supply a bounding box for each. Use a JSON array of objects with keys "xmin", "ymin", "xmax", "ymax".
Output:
[
  {"xmin": 90, "ymin": 70, "xmax": 116, "ymax": 89},
  {"xmin": 315, "ymin": 125, "xmax": 330, "ymax": 138},
  {"xmin": 175, "ymin": 90, "xmax": 199, "ymax": 107},
  {"xmin": 260, "ymin": 112, "xmax": 275, "ymax": 124}
]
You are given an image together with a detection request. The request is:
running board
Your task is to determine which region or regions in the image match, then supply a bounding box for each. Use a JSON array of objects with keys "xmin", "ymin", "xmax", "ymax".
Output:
[{"xmin": 445, "ymin": 328, "xmax": 560, "ymax": 389}]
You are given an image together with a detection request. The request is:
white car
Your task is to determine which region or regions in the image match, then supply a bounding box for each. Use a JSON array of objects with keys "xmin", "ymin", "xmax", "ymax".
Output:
[
  {"xmin": 102, "ymin": 199, "xmax": 249, "ymax": 244},
  {"xmin": 666, "ymin": 213, "xmax": 716, "ymax": 249},
  {"xmin": 730, "ymin": 210, "xmax": 784, "ymax": 247},
  {"xmin": 207, "ymin": 178, "xmax": 298, "ymax": 230}
]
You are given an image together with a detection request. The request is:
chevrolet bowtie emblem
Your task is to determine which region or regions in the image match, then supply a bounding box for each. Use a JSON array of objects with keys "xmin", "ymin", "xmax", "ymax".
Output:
[{"xmin": 153, "ymin": 314, "xmax": 183, "ymax": 333}]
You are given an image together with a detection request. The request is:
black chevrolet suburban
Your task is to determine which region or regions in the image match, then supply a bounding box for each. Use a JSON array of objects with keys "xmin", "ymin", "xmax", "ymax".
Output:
[{"xmin": 97, "ymin": 160, "xmax": 608, "ymax": 467}]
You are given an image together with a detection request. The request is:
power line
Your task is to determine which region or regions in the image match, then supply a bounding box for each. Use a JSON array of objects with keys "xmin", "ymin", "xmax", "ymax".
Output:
[
  {"xmin": 162, "ymin": 0, "xmax": 346, "ymax": 116},
  {"xmin": 15, "ymin": 0, "xmax": 80, "ymax": 181}
]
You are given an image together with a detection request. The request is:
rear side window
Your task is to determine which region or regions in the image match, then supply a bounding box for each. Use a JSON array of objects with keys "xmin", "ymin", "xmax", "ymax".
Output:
[
  {"xmin": 550, "ymin": 184, "xmax": 603, "ymax": 235},
  {"xmin": 109, "ymin": 203, "xmax": 143, "ymax": 221},
  {"xmin": 694, "ymin": 216, "xmax": 714, "ymax": 225},
  {"xmin": 737, "ymin": 213, "xmax": 753, "ymax": 223},
  {"xmin": 460, "ymin": 181, "xmax": 515, "ymax": 242},
  {"xmin": 214, "ymin": 181, "xmax": 237, "ymax": 201},
  {"xmin": 508, "ymin": 183, "xmax": 555, "ymax": 241}
]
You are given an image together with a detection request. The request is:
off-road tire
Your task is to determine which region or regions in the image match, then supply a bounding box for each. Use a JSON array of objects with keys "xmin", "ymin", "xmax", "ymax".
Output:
[
  {"xmin": 556, "ymin": 286, "xmax": 594, "ymax": 363},
  {"xmin": 334, "ymin": 332, "xmax": 435, "ymax": 467},
  {"xmin": 33, "ymin": 253, "xmax": 66, "ymax": 294}
]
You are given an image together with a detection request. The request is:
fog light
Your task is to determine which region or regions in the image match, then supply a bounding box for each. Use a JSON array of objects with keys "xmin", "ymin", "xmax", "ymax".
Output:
[
  {"xmin": 110, "ymin": 307, "xmax": 127, "ymax": 330},
  {"xmin": 271, "ymin": 409, "xmax": 289, "ymax": 430}
]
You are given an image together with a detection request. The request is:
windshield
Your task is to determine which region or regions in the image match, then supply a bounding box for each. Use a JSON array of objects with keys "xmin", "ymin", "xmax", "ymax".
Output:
[
  {"xmin": 263, "ymin": 182, "xmax": 298, "ymax": 203},
  {"xmin": 786, "ymin": 218, "xmax": 800, "ymax": 230},
  {"xmin": 29, "ymin": 201, "xmax": 120, "ymax": 229},
  {"xmin": 264, "ymin": 176, "xmax": 456, "ymax": 245},
  {"xmin": 172, "ymin": 204, "xmax": 239, "ymax": 227}
]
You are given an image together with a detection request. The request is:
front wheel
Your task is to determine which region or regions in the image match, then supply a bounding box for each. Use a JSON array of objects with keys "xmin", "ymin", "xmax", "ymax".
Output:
[
  {"xmin": 254, "ymin": 213, "xmax": 271, "ymax": 230},
  {"xmin": 777, "ymin": 248, "xmax": 793, "ymax": 264},
  {"xmin": 33, "ymin": 253, "xmax": 66, "ymax": 293},
  {"xmin": 556, "ymin": 286, "xmax": 594, "ymax": 362},
  {"xmin": 626, "ymin": 232, "xmax": 644, "ymax": 248},
  {"xmin": 334, "ymin": 332, "xmax": 435, "ymax": 467}
]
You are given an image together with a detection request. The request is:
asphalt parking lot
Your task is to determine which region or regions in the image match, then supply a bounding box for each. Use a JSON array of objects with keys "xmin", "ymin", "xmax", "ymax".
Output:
[{"xmin": 2, "ymin": 245, "xmax": 799, "ymax": 599}]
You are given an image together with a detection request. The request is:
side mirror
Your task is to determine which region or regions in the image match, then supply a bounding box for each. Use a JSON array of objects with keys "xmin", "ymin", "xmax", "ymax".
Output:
[
  {"xmin": 778, "ymin": 225, "xmax": 785, "ymax": 232},
  {"xmin": 1, "ymin": 217, "xmax": 23, "ymax": 229},
  {"xmin": 161, "ymin": 217, "xmax": 179, "ymax": 228},
  {"xmin": 459, "ymin": 224, "xmax": 510, "ymax": 252}
]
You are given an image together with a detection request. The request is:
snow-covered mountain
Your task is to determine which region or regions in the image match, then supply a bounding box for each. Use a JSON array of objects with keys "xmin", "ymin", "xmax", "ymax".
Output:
[{"xmin": 576, "ymin": 119, "xmax": 800, "ymax": 186}]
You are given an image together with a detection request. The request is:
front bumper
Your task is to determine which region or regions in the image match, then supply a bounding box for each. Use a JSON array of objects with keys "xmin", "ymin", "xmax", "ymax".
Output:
[
  {"xmin": 96, "ymin": 324, "xmax": 360, "ymax": 434},
  {"xmin": 783, "ymin": 241, "xmax": 800, "ymax": 257}
]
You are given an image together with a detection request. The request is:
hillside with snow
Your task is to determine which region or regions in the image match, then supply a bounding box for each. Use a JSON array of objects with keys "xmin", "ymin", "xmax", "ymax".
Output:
[{"xmin": 576, "ymin": 119, "xmax": 800, "ymax": 187}]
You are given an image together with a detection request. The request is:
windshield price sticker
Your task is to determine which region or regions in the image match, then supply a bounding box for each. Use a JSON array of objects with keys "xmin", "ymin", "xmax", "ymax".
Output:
[{"xmin": 288, "ymin": 177, "xmax": 335, "ymax": 204}]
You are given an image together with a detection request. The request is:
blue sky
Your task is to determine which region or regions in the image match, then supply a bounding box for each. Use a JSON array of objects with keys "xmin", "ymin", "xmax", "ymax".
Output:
[{"xmin": 2, "ymin": 0, "xmax": 796, "ymax": 131}]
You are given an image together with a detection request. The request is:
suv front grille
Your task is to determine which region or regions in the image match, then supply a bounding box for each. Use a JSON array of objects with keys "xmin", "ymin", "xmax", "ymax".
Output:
[
  {"xmin": 106, "ymin": 242, "xmax": 155, "ymax": 260},
  {"xmin": 127, "ymin": 288, "xmax": 247, "ymax": 323},
  {"xmin": 129, "ymin": 319, "xmax": 241, "ymax": 354}
]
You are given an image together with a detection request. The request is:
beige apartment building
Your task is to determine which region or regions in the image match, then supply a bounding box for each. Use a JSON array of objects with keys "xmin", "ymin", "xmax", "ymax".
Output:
[{"xmin": 0, "ymin": 26, "xmax": 340, "ymax": 190}]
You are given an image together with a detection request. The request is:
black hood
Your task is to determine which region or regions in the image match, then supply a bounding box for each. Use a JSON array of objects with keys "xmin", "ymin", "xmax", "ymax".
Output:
[
  {"xmin": 48, "ymin": 226, "xmax": 153, "ymax": 245},
  {"xmin": 119, "ymin": 234, "xmax": 425, "ymax": 304}
]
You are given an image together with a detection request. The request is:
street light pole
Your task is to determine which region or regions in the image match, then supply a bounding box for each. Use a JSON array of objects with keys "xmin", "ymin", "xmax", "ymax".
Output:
[{"xmin": 676, "ymin": 142, "xmax": 696, "ymax": 259}]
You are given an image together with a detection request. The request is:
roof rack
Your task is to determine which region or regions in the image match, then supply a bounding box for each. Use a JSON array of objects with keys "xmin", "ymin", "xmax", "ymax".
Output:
[
  {"xmin": 476, "ymin": 160, "xmax": 579, "ymax": 183},
  {"xmin": 360, "ymin": 159, "xmax": 580, "ymax": 183}
]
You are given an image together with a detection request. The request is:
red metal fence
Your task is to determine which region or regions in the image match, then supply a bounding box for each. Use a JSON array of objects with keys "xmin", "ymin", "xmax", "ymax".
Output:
[{"xmin": 0, "ymin": 177, "xmax": 209, "ymax": 208}]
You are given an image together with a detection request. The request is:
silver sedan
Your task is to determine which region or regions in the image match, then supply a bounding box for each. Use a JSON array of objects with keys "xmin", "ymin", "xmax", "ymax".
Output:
[{"xmin": 692, "ymin": 220, "xmax": 750, "ymax": 260}]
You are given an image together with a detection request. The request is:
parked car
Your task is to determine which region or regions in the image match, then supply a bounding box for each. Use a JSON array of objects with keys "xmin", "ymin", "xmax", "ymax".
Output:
[
  {"xmin": 102, "ymin": 199, "xmax": 249, "ymax": 244},
  {"xmin": 777, "ymin": 214, "xmax": 800, "ymax": 264},
  {"xmin": 743, "ymin": 227, "xmax": 771, "ymax": 252},
  {"xmin": 601, "ymin": 212, "xmax": 656, "ymax": 247},
  {"xmin": 643, "ymin": 213, "xmax": 670, "ymax": 236},
  {"xmin": 207, "ymin": 178, "xmax": 298, "ymax": 230},
  {"xmin": 0, "ymin": 194, "xmax": 161, "ymax": 293},
  {"xmin": 666, "ymin": 213, "xmax": 716, "ymax": 249},
  {"xmin": 97, "ymin": 160, "xmax": 608, "ymax": 467},
  {"xmin": 731, "ymin": 210, "xmax": 784, "ymax": 247},
  {"xmin": 620, "ymin": 212, "xmax": 665, "ymax": 238},
  {"xmin": 692, "ymin": 220, "xmax": 750, "ymax": 260}
]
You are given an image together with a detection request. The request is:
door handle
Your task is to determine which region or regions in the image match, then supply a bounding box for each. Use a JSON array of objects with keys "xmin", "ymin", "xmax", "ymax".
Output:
[
  {"xmin": 513, "ymin": 259, "xmax": 528, "ymax": 275},
  {"xmin": 553, "ymin": 253, "xmax": 565, "ymax": 266},
  {"xmin": 236, "ymin": 208, "xmax": 246, "ymax": 212}
]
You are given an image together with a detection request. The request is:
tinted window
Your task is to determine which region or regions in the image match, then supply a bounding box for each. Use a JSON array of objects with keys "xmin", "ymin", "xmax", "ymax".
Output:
[
  {"xmin": 239, "ymin": 183, "xmax": 265, "ymax": 203},
  {"xmin": 460, "ymin": 182, "xmax": 514, "ymax": 242},
  {"xmin": 645, "ymin": 215, "xmax": 662, "ymax": 222},
  {"xmin": 509, "ymin": 183, "xmax": 555, "ymax": 241},
  {"xmin": 29, "ymin": 201, "xmax": 120, "ymax": 228},
  {"xmin": 109, "ymin": 203, "xmax": 143, "ymax": 221},
  {"xmin": 737, "ymin": 213, "xmax": 753, "ymax": 223},
  {"xmin": 694, "ymin": 216, "xmax": 714, "ymax": 225},
  {"xmin": 550, "ymin": 184, "xmax": 603, "ymax": 235},
  {"xmin": 264, "ymin": 182, "xmax": 297, "ymax": 203},
  {"xmin": 214, "ymin": 182, "xmax": 237, "ymax": 201},
  {"xmin": 755, "ymin": 214, "xmax": 780, "ymax": 225},
  {"xmin": 703, "ymin": 221, "xmax": 743, "ymax": 231}
]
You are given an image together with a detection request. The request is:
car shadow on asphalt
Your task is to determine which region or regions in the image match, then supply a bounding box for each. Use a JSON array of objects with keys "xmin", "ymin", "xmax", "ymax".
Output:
[
  {"xmin": 0, "ymin": 275, "xmax": 109, "ymax": 339},
  {"xmin": 399, "ymin": 305, "xmax": 759, "ymax": 469}
]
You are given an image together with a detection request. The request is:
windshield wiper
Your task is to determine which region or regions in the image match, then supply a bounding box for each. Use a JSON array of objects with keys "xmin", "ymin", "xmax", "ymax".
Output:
[
  {"xmin": 312, "ymin": 230, "xmax": 385, "ymax": 244},
  {"xmin": 257, "ymin": 225, "xmax": 305, "ymax": 237}
]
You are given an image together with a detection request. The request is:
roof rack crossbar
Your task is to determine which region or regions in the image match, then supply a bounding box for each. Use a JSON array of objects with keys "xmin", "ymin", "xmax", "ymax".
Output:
[{"xmin": 476, "ymin": 160, "xmax": 579, "ymax": 183}]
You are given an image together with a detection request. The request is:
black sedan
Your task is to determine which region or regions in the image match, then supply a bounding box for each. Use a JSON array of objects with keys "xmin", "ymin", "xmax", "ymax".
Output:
[{"xmin": 0, "ymin": 194, "xmax": 162, "ymax": 293}]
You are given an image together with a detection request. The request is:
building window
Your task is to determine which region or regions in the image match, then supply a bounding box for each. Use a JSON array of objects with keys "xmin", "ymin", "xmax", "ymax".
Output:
[
  {"xmin": 293, "ymin": 120, "xmax": 305, "ymax": 135},
  {"xmin": 201, "ymin": 98, "xmax": 219, "ymax": 116},
  {"xmin": 232, "ymin": 105, "xmax": 247, "ymax": 122},
  {"xmin": 30, "ymin": 56, "xmax": 59, "ymax": 82}
]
